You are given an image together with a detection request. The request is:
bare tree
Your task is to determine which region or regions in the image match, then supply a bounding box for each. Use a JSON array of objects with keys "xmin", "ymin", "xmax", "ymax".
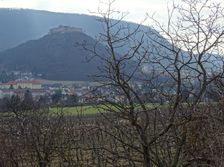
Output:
[
  {"xmin": 82, "ymin": 0, "xmax": 224, "ymax": 166},
  {"xmin": 1, "ymin": 0, "xmax": 224, "ymax": 166},
  {"xmin": 148, "ymin": 0, "xmax": 224, "ymax": 107}
]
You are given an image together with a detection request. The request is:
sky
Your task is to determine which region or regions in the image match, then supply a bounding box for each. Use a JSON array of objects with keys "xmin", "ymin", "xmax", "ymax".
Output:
[
  {"xmin": 0, "ymin": 0, "xmax": 223, "ymax": 24},
  {"xmin": 0, "ymin": 0, "xmax": 169, "ymax": 24}
]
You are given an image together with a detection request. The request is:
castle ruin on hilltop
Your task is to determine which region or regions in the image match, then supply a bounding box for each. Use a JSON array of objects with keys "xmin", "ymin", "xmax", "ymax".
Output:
[{"xmin": 49, "ymin": 25, "xmax": 83, "ymax": 34}]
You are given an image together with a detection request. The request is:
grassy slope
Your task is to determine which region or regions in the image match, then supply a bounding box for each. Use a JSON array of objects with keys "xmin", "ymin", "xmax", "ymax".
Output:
[
  {"xmin": 50, "ymin": 103, "xmax": 160, "ymax": 115},
  {"xmin": 50, "ymin": 105, "xmax": 104, "ymax": 115}
]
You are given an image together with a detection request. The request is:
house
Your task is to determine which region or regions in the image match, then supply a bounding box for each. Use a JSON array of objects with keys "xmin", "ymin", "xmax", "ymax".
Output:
[
  {"xmin": 0, "ymin": 80, "xmax": 44, "ymax": 99},
  {"xmin": 0, "ymin": 80, "xmax": 41, "ymax": 89},
  {"xmin": 0, "ymin": 89, "xmax": 45, "ymax": 99}
]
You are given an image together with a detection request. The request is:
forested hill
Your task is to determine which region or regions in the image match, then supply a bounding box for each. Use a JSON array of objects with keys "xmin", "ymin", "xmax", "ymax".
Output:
[{"xmin": 0, "ymin": 26, "xmax": 106, "ymax": 81}]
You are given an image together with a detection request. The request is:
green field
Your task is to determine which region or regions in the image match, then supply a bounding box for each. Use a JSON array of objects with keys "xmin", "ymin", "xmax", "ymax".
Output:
[
  {"xmin": 50, "ymin": 103, "xmax": 160, "ymax": 116},
  {"xmin": 0, "ymin": 103, "xmax": 160, "ymax": 118},
  {"xmin": 50, "ymin": 105, "xmax": 106, "ymax": 115}
]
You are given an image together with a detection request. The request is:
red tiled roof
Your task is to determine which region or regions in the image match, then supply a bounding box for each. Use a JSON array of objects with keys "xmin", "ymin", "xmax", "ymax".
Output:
[
  {"xmin": 0, "ymin": 81, "xmax": 16, "ymax": 85},
  {"xmin": 1, "ymin": 89, "xmax": 45, "ymax": 93},
  {"xmin": 16, "ymin": 80, "xmax": 41, "ymax": 84},
  {"xmin": 0, "ymin": 80, "xmax": 41, "ymax": 86}
]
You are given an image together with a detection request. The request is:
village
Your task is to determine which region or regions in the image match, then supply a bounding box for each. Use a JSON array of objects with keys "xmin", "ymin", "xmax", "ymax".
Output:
[
  {"xmin": 0, "ymin": 77, "xmax": 100, "ymax": 105},
  {"xmin": 0, "ymin": 70, "xmax": 130, "ymax": 106}
]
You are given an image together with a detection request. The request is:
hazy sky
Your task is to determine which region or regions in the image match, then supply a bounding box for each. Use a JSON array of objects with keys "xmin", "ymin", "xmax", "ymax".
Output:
[
  {"xmin": 1, "ymin": 0, "xmax": 223, "ymax": 24},
  {"xmin": 0, "ymin": 0, "xmax": 169, "ymax": 23}
]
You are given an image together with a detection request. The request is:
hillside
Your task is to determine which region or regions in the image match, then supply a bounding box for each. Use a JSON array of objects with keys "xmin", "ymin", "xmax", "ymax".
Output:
[
  {"xmin": 0, "ymin": 26, "xmax": 106, "ymax": 81},
  {"xmin": 0, "ymin": 9, "xmax": 221, "ymax": 81},
  {"xmin": 0, "ymin": 8, "xmax": 149, "ymax": 51}
]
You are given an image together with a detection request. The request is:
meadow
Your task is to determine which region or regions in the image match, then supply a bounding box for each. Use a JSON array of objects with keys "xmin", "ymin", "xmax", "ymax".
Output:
[
  {"xmin": 50, "ymin": 105, "xmax": 103, "ymax": 115},
  {"xmin": 50, "ymin": 103, "xmax": 160, "ymax": 115}
]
